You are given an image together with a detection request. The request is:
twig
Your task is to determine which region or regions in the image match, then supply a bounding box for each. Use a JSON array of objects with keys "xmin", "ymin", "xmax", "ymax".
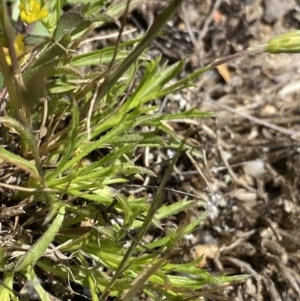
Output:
[
  {"xmin": 198, "ymin": 0, "xmax": 223, "ymax": 65},
  {"xmin": 80, "ymin": 28, "xmax": 137, "ymax": 45},
  {"xmin": 216, "ymin": 132, "xmax": 257, "ymax": 192},
  {"xmin": 205, "ymin": 95, "xmax": 300, "ymax": 140},
  {"xmin": 186, "ymin": 150, "xmax": 214, "ymax": 196},
  {"xmin": 223, "ymin": 256, "xmax": 258, "ymax": 275}
]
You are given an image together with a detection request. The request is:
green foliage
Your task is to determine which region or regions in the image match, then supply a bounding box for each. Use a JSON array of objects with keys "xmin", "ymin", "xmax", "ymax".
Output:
[{"xmin": 2, "ymin": 0, "xmax": 295, "ymax": 300}]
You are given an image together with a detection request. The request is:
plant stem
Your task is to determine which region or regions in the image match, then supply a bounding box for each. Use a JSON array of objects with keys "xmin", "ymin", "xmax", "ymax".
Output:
[{"xmin": 209, "ymin": 45, "xmax": 266, "ymax": 68}]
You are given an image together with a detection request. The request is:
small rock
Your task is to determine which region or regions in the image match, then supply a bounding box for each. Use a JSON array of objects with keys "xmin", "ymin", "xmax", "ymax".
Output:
[
  {"xmin": 263, "ymin": 0, "xmax": 296, "ymax": 23},
  {"xmin": 243, "ymin": 159, "xmax": 265, "ymax": 178}
]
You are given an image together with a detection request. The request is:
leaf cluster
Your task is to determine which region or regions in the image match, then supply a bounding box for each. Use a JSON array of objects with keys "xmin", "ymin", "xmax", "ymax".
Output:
[{"xmin": 0, "ymin": 0, "xmax": 271, "ymax": 300}]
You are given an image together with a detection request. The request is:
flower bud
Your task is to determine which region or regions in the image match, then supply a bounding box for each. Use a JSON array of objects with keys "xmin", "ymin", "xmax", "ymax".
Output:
[{"xmin": 264, "ymin": 30, "xmax": 300, "ymax": 54}]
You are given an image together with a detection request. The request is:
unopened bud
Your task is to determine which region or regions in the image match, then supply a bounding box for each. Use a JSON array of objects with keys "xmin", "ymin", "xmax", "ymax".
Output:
[{"xmin": 264, "ymin": 30, "xmax": 300, "ymax": 54}]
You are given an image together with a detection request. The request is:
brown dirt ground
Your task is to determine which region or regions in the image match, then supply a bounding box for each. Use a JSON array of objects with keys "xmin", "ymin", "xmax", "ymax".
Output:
[{"xmin": 116, "ymin": 0, "xmax": 300, "ymax": 300}]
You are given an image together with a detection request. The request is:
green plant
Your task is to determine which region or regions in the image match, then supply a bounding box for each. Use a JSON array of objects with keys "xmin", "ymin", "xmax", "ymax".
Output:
[{"xmin": 0, "ymin": 0, "xmax": 298, "ymax": 300}]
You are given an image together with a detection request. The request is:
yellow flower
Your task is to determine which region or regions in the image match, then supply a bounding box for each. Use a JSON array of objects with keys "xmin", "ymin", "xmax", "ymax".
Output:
[
  {"xmin": 3, "ymin": 34, "xmax": 26, "ymax": 66},
  {"xmin": 19, "ymin": 0, "xmax": 48, "ymax": 24}
]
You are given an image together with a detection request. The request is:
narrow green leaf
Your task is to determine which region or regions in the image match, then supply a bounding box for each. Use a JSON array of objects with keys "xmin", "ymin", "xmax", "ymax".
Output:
[
  {"xmin": 47, "ymin": 100, "xmax": 79, "ymax": 180},
  {"xmin": 120, "ymin": 59, "xmax": 185, "ymax": 118},
  {"xmin": 159, "ymin": 64, "xmax": 211, "ymax": 96},
  {"xmin": 71, "ymin": 48, "xmax": 139, "ymax": 67},
  {"xmin": 0, "ymin": 72, "xmax": 4, "ymax": 89},
  {"xmin": 108, "ymin": 132, "xmax": 164, "ymax": 145},
  {"xmin": 162, "ymin": 109, "xmax": 216, "ymax": 120},
  {"xmin": 5, "ymin": 205, "xmax": 65, "ymax": 272},
  {"xmin": 48, "ymin": 83, "xmax": 77, "ymax": 93},
  {"xmin": 106, "ymin": 0, "xmax": 140, "ymax": 18},
  {"xmin": 156, "ymin": 200, "xmax": 202, "ymax": 220},
  {"xmin": 68, "ymin": 187, "xmax": 113, "ymax": 205},
  {"xmin": 76, "ymin": 144, "xmax": 135, "ymax": 176},
  {"xmin": 58, "ymin": 120, "xmax": 135, "ymax": 174},
  {"xmin": 0, "ymin": 116, "xmax": 42, "ymax": 175},
  {"xmin": 0, "ymin": 272, "xmax": 14, "ymax": 301},
  {"xmin": 0, "ymin": 146, "xmax": 39, "ymax": 179},
  {"xmin": 52, "ymin": 66, "xmax": 83, "ymax": 77},
  {"xmin": 115, "ymin": 191, "xmax": 132, "ymax": 227}
]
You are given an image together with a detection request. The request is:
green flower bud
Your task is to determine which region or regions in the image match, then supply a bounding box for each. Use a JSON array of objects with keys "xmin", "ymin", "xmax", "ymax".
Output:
[
  {"xmin": 42, "ymin": 12, "xmax": 57, "ymax": 33},
  {"xmin": 264, "ymin": 30, "xmax": 300, "ymax": 54}
]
